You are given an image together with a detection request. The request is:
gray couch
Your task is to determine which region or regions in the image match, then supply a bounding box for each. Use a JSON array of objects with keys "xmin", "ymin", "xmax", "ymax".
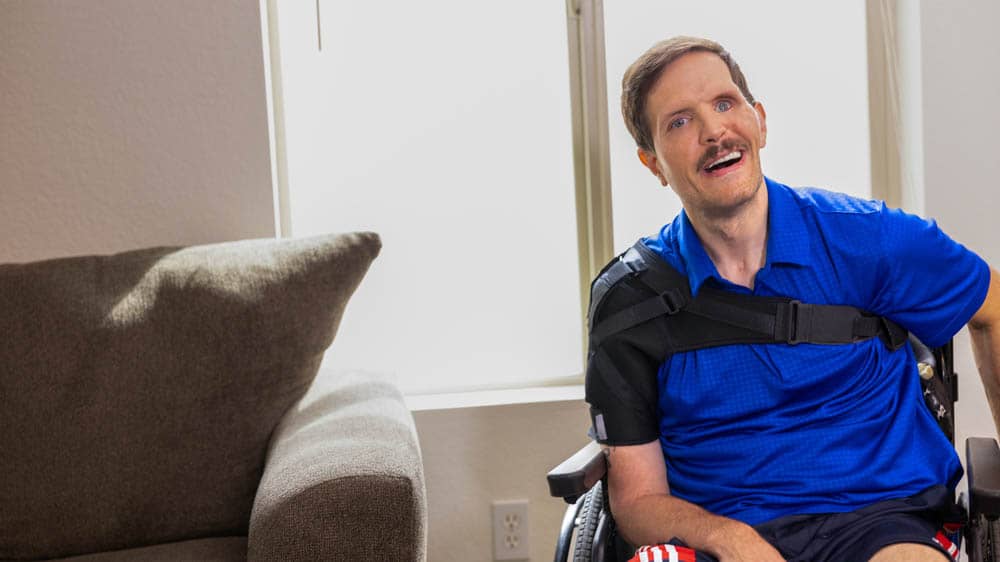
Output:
[{"xmin": 0, "ymin": 232, "xmax": 426, "ymax": 561}]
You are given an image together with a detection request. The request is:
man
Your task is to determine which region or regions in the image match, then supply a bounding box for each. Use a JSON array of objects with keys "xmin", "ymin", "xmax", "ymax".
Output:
[{"xmin": 586, "ymin": 36, "xmax": 1000, "ymax": 562}]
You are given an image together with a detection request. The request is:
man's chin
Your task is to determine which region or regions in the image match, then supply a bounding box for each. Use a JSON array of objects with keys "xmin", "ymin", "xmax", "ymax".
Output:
[{"xmin": 694, "ymin": 173, "xmax": 765, "ymax": 216}]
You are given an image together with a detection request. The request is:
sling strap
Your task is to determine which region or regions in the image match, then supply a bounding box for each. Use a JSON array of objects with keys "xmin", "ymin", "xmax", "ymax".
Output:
[{"xmin": 589, "ymin": 241, "xmax": 908, "ymax": 354}]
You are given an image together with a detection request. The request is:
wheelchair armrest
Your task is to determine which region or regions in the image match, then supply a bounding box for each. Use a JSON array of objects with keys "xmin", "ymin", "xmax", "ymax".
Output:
[
  {"xmin": 966, "ymin": 437, "xmax": 1000, "ymax": 517},
  {"xmin": 547, "ymin": 441, "xmax": 606, "ymax": 504}
]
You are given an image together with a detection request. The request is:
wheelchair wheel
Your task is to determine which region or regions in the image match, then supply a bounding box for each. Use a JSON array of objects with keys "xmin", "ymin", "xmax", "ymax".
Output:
[
  {"xmin": 574, "ymin": 481, "xmax": 605, "ymax": 562},
  {"xmin": 968, "ymin": 514, "xmax": 1000, "ymax": 562},
  {"xmin": 989, "ymin": 517, "xmax": 1000, "ymax": 562}
]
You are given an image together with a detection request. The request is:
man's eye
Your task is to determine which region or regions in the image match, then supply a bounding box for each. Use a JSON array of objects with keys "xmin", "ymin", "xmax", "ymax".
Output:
[
  {"xmin": 669, "ymin": 117, "xmax": 688, "ymax": 130},
  {"xmin": 716, "ymin": 100, "xmax": 733, "ymax": 112}
]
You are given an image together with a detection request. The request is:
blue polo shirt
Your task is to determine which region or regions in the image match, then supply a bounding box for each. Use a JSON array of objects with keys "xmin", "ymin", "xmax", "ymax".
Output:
[{"xmin": 641, "ymin": 177, "xmax": 990, "ymax": 526}]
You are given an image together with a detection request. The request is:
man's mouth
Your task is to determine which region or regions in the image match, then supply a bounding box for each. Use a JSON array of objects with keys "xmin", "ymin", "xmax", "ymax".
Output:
[{"xmin": 702, "ymin": 150, "xmax": 744, "ymax": 175}]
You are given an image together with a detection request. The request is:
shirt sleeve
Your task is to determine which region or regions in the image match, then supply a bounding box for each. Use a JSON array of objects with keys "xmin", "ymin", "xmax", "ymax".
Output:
[{"xmin": 871, "ymin": 204, "xmax": 990, "ymax": 347}]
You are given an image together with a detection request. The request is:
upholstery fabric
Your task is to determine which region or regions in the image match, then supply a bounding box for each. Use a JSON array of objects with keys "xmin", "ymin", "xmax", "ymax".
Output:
[
  {"xmin": 0, "ymin": 233, "xmax": 381, "ymax": 561},
  {"xmin": 248, "ymin": 369, "xmax": 426, "ymax": 561},
  {"xmin": 52, "ymin": 537, "xmax": 247, "ymax": 562}
]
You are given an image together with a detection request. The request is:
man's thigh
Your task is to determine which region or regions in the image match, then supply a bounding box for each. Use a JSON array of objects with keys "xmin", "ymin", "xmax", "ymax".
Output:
[
  {"xmin": 753, "ymin": 486, "xmax": 959, "ymax": 562},
  {"xmin": 868, "ymin": 543, "xmax": 950, "ymax": 562}
]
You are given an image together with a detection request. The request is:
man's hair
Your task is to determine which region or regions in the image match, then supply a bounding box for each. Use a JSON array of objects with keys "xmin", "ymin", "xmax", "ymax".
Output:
[{"xmin": 621, "ymin": 36, "xmax": 756, "ymax": 153}]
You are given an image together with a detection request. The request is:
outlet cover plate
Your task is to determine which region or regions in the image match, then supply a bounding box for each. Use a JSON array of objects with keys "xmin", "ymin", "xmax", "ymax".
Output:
[{"xmin": 492, "ymin": 499, "xmax": 529, "ymax": 560}]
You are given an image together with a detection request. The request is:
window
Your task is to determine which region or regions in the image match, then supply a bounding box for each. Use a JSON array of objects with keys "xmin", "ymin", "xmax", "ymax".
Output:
[
  {"xmin": 267, "ymin": 1, "xmax": 872, "ymax": 395},
  {"xmin": 270, "ymin": 1, "xmax": 582, "ymax": 394}
]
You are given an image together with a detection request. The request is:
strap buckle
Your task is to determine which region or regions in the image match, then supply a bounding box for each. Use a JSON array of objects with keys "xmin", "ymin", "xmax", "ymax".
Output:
[
  {"xmin": 783, "ymin": 300, "xmax": 805, "ymax": 345},
  {"xmin": 659, "ymin": 289, "xmax": 685, "ymax": 315},
  {"xmin": 879, "ymin": 317, "xmax": 908, "ymax": 351}
]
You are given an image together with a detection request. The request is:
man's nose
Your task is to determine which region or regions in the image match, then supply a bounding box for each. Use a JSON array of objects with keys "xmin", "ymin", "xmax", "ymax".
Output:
[{"xmin": 699, "ymin": 113, "xmax": 726, "ymax": 145}]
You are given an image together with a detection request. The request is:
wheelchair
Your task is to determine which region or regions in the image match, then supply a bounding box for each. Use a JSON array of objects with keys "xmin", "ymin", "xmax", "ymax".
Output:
[{"xmin": 548, "ymin": 337, "xmax": 1000, "ymax": 562}]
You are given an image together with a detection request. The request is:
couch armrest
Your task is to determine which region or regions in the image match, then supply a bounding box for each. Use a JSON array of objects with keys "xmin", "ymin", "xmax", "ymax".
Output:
[{"xmin": 248, "ymin": 369, "xmax": 426, "ymax": 561}]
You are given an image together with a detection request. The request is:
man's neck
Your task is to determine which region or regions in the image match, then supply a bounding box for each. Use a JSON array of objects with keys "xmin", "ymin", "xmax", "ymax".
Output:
[{"xmin": 687, "ymin": 183, "xmax": 769, "ymax": 290}]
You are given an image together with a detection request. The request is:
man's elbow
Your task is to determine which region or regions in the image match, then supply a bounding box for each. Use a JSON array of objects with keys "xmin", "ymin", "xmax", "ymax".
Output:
[
  {"xmin": 609, "ymin": 493, "xmax": 652, "ymax": 546},
  {"xmin": 969, "ymin": 315, "xmax": 994, "ymax": 333},
  {"xmin": 969, "ymin": 268, "xmax": 1000, "ymax": 333},
  {"xmin": 609, "ymin": 492, "xmax": 637, "ymax": 527}
]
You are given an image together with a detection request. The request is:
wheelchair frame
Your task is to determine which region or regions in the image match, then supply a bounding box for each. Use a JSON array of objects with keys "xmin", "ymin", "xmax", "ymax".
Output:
[{"xmin": 548, "ymin": 339, "xmax": 1000, "ymax": 562}]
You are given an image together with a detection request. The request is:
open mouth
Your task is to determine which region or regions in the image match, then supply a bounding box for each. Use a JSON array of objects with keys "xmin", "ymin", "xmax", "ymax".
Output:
[{"xmin": 702, "ymin": 151, "xmax": 744, "ymax": 175}]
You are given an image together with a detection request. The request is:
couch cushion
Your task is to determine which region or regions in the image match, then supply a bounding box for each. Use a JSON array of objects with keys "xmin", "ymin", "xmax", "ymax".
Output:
[
  {"xmin": 0, "ymin": 233, "xmax": 380, "ymax": 560},
  {"xmin": 53, "ymin": 537, "xmax": 247, "ymax": 562}
]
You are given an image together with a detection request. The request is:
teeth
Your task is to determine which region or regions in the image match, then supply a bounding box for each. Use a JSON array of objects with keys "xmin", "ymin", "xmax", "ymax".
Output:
[{"xmin": 707, "ymin": 151, "xmax": 742, "ymax": 169}]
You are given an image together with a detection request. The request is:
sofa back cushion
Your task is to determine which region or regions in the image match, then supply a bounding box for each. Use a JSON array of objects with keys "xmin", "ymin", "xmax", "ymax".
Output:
[{"xmin": 0, "ymin": 232, "xmax": 380, "ymax": 560}]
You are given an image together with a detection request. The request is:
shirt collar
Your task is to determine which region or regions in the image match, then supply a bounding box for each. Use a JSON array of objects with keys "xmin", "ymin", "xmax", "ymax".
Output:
[
  {"xmin": 675, "ymin": 176, "xmax": 811, "ymax": 295},
  {"xmin": 762, "ymin": 176, "xmax": 811, "ymax": 268}
]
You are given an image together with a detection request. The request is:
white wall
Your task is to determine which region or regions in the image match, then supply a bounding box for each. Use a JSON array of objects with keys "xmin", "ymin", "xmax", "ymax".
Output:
[
  {"xmin": 905, "ymin": 5, "xmax": 1000, "ymax": 560},
  {"xmin": 0, "ymin": 1, "xmax": 277, "ymax": 263},
  {"xmin": 918, "ymin": 0, "xmax": 1000, "ymax": 464}
]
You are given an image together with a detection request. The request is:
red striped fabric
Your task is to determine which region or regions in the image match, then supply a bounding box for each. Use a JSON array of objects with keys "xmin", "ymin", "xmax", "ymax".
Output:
[
  {"xmin": 631, "ymin": 525, "xmax": 961, "ymax": 562},
  {"xmin": 629, "ymin": 544, "xmax": 698, "ymax": 562},
  {"xmin": 933, "ymin": 530, "xmax": 959, "ymax": 561}
]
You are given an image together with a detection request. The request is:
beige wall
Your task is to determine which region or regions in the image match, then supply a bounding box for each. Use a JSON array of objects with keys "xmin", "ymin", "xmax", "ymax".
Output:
[
  {"xmin": 414, "ymin": 400, "xmax": 590, "ymax": 562},
  {"xmin": 0, "ymin": 1, "xmax": 277, "ymax": 263}
]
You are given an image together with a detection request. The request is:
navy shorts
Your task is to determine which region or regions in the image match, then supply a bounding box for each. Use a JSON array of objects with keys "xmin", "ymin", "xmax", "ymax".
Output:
[{"xmin": 658, "ymin": 486, "xmax": 963, "ymax": 562}]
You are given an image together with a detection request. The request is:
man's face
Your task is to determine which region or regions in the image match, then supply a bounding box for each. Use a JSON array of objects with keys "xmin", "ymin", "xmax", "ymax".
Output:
[{"xmin": 638, "ymin": 51, "xmax": 768, "ymax": 219}]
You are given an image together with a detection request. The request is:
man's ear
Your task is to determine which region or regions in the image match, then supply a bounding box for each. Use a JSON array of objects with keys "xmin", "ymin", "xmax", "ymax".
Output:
[
  {"xmin": 754, "ymin": 101, "xmax": 768, "ymax": 149},
  {"xmin": 637, "ymin": 148, "xmax": 669, "ymax": 186}
]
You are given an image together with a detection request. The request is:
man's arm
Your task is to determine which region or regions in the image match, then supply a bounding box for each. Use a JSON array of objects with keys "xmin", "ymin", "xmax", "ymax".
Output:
[
  {"xmin": 606, "ymin": 441, "xmax": 785, "ymax": 562},
  {"xmin": 969, "ymin": 268, "xmax": 1000, "ymax": 434}
]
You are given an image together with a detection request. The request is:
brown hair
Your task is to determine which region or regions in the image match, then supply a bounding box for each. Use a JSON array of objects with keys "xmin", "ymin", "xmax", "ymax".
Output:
[{"xmin": 621, "ymin": 36, "xmax": 756, "ymax": 152}]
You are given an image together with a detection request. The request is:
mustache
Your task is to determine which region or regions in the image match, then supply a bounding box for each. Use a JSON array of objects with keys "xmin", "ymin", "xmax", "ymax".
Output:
[{"xmin": 698, "ymin": 140, "xmax": 749, "ymax": 170}]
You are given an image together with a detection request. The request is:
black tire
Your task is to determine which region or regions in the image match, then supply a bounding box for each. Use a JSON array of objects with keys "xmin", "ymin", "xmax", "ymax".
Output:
[
  {"xmin": 988, "ymin": 517, "xmax": 1000, "ymax": 562},
  {"xmin": 574, "ymin": 481, "xmax": 605, "ymax": 562},
  {"xmin": 968, "ymin": 514, "xmax": 1000, "ymax": 562}
]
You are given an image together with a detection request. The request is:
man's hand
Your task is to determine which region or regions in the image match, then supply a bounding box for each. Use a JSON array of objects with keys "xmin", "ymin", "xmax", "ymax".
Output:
[
  {"xmin": 605, "ymin": 442, "xmax": 785, "ymax": 560},
  {"xmin": 708, "ymin": 520, "xmax": 786, "ymax": 562}
]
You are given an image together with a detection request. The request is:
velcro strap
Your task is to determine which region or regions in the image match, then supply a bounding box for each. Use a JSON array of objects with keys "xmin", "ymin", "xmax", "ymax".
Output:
[
  {"xmin": 590, "ymin": 290, "xmax": 684, "ymax": 347},
  {"xmin": 684, "ymin": 296, "xmax": 903, "ymax": 347},
  {"xmin": 685, "ymin": 297, "xmax": 776, "ymax": 336}
]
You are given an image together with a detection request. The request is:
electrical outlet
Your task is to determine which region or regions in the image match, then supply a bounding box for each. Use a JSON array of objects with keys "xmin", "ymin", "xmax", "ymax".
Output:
[{"xmin": 492, "ymin": 499, "xmax": 529, "ymax": 560}]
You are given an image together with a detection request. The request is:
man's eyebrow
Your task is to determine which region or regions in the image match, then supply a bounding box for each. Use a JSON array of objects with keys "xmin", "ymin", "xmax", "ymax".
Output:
[
  {"xmin": 663, "ymin": 105, "xmax": 691, "ymax": 118},
  {"xmin": 660, "ymin": 91, "xmax": 739, "ymax": 123},
  {"xmin": 713, "ymin": 88, "xmax": 742, "ymax": 104},
  {"xmin": 657, "ymin": 104, "xmax": 692, "ymax": 129}
]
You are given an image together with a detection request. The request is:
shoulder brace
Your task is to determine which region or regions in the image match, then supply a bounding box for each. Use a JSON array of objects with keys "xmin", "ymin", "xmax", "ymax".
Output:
[{"xmin": 583, "ymin": 241, "xmax": 908, "ymax": 445}]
